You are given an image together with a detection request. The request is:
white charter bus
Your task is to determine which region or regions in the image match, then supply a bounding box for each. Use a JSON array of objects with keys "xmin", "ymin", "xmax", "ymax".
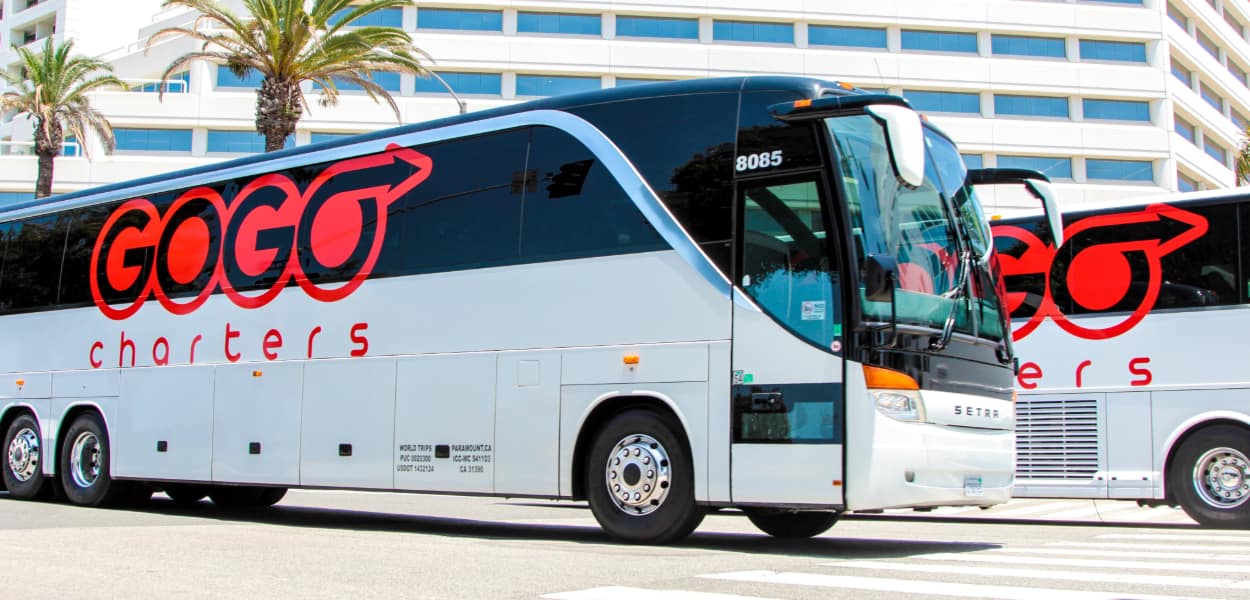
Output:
[
  {"xmin": 1, "ymin": 77, "xmax": 1039, "ymax": 543},
  {"xmin": 993, "ymin": 189, "xmax": 1250, "ymax": 528}
]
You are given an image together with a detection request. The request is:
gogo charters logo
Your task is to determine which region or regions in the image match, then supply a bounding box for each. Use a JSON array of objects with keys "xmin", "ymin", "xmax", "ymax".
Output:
[
  {"xmin": 89, "ymin": 144, "xmax": 432, "ymax": 320},
  {"xmin": 993, "ymin": 203, "xmax": 1207, "ymax": 341}
]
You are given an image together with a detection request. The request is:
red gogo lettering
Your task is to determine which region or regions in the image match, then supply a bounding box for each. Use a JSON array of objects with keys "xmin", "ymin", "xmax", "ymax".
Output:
[
  {"xmin": 88, "ymin": 144, "xmax": 432, "ymax": 320},
  {"xmin": 992, "ymin": 204, "xmax": 1206, "ymax": 341}
]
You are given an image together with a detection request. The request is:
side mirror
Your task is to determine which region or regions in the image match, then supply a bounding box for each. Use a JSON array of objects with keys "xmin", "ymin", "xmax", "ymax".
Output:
[
  {"xmin": 863, "ymin": 253, "xmax": 898, "ymax": 303},
  {"xmin": 967, "ymin": 168, "xmax": 1064, "ymax": 246},
  {"xmin": 865, "ymin": 104, "xmax": 925, "ymax": 188}
]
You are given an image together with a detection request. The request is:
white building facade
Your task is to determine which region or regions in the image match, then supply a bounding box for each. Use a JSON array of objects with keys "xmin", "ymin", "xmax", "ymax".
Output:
[{"xmin": 0, "ymin": 0, "xmax": 1247, "ymax": 213}]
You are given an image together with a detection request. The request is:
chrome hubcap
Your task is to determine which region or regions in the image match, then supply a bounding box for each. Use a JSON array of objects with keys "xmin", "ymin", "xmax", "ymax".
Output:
[
  {"xmin": 605, "ymin": 434, "xmax": 671, "ymax": 516},
  {"xmin": 7, "ymin": 427, "xmax": 40, "ymax": 482},
  {"xmin": 1193, "ymin": 447, "xmax": 1250, "ymax": 509},
  {"xmin": 69, "ymin": 431, "xmax": 102, "ymax": 489}
]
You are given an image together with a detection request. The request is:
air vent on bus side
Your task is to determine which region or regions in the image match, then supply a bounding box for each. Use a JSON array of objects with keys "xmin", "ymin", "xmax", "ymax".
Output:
[{"xmin": 1015, "ymin": 396, "xmax": 1101, "ymax": 480}]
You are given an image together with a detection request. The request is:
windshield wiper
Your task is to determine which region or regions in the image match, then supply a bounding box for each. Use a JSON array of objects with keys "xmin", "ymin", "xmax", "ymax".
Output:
[{"xmin": 929, "ymin": 249, "xmax": 971, "ymax": 351}]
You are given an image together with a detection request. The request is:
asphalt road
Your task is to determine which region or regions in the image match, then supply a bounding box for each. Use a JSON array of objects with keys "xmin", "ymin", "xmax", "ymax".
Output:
[{"xmin": 0, "ymin": 489, "xmax": 1241, "ymax": 599}]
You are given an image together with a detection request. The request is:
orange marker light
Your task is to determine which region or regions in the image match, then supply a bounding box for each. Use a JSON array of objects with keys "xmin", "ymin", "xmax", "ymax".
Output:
[
  {"xmin": 863, "ymin": 365, "xmax": 919, "ymax": 390},
  {"xmin": 15, "ymin": 379, "xmax": 24, "ymax": 386},
  {"xmin": 838, "ymin": 81, "xmax": 855, "ymax": 90},
  {"xmin": 794, "ymin": 99, "xmax": 813, "ymax": 108},
  {"xmin": 252, "ymin": 370, "xmax": 263, "ymax": 377},
  {"xmin": 623, "ymin": 355, "xmax": 640, "ymax": 365}
]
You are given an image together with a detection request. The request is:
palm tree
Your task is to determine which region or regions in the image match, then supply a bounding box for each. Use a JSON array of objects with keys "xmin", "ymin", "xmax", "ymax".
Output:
[
  {"xmin": 149, "ymin": 0, "xmax": 430, "ymax": 152},
  {"xmin": 0, "ymin": 38, "xmax": 124, "ymax": 199},
  {"xmin": 1237, "ymin": 132, "xmax": 1250, "ymax": 186}
]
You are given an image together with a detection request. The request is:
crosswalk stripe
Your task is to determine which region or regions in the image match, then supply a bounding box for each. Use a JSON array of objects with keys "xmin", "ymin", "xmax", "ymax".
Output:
[
  {"xmin": 821, "ymin": 560, "xmax": 1250, "ymax": 590},
  {"xmin": 1098, "ymin": 533, "xmax": 1250, "ymax": 543},
  {"xmin": 919, "ymin": 552, "xmax": 1250, "ymax": 574},
  {"xmin": 542, "ymin": 586, "xmax": 777, "ymax": 600},
  {"xmin": 1051, "ymin": 541, "xmax": 1246, "ymax": 553},
  {"xmin": 994, "ymin": 547, "xmax": 1244, "ymax": 561},
  {"xmin": 699, "ymin": 570, "xmax": 1208, "ymax": 600}
]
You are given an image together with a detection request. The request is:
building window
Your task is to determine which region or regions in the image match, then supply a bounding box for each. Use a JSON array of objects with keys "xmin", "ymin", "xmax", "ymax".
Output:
[
  {"xmin": 1171, "ymin": 60, "xmax": 1193, "ymax": 86},
  {"xmin": 1196, "ymin": 30, "xmax": 1221, "ymax": 61},
  {"xmin": 614, "ymin": 78, "xmax": 673, "ymax": 87},
  {"xmin": 1174, "ymin": 115, "xmax": 1196, "ymax": 143},
  {"xmin": 1086, "ymin": 158, "xmax": 1154, "ymax": 182},
  {"xmin": 114, "ymin": 128, "xmax": 193, "ymax": 153},
  {"xmin": 217, "ymin": 65, "xmax": 262, "ymax": 88},
  {"xmin": 808, "ymin": 25, "xmax": 887, "ymax": 49},
  {"xmin": 131, "ymin": 71, "xmax": 189, "ymax": 93},
  {"xmin": 1177, "ymin": 171, "xmax": 1198, "ymax": 192},
  {"xmin": 1199, "ymin": 83, "xmax": 1223, "ymax": 111},
  {"xmin": 1167, "ymin": 3, "xmax": 1189, "ymax": 29},
  {"xmin": 900, "ymin": 30, "xmax": 978, "ymax": 53},
  {"xmin": 207, "ymin": 130, "xmax": 293, "ymax": 153},
  {"xmin": 1079, "ymin": 39, "xmax": 1148, "ymax": 62},
  {"xmin": 517, "ymin": 12, "xmax": 601, "ymax": 35},
  {"xmin": 1083, "ymin": 99, "xmax": 1151, "ymax": 122},
  {"xmin": 961, "ymin": 154, "xmax": 984, "ymax": 169},
  {"xmin": 320, "ymin": 71, "xmax": 401, "ymax": 92},
  {"xmin": 1228, "ymin": 62, "xmax": 1248, "ymax": 87},
  {"xmin": 328, "ymin": 7, "xmax": 402, "ymax": 28},
  {"xmin": 515, "ymin": 74, "xmax": 601, "ymax": 97},
  {"xmin": 1224, "ymin": 10, "xmax": 1246, "ymax": 38},
  {"xmin": 902, "ymin": 90, "xmax": 980, "ymax": 114},
  {"xmin": 615, "ymin": 16, "xmax": 698, "ymax": 40},
  {"xmin": 1203, "ymin": 138, "xmax": 1228, "ymax": 164},
  {"xmin": 0, "ymin": 191, "xmax": 34, "ymax": 207},
  {"xmin": 309, "ymin": 132, "xmax": 359, "ymax": 145},
  {"xmin": 1233, "ymin": 110, "xmax": 1249, "ymax": 130},
  {"xmin": 414, "ymin": 72, "xmax": 502, "ymax": 95},
  {"xmin": 417, "ymin": 8, "xmax": 503, "ymax": 31},
  {"xmin": 991, "ymin": 34, "xmax": 1066, "ymax": 58},
  {"xmin": 994, "ymin": 95, "xmax": 1070, "ymax": 118},
  {"xmin": 997, "ymin": 155, "xmax": 1073, "ymax": 179},
  {"xmin": 712, "ymin": 20, "xmax": 794, "ymax": 44}
]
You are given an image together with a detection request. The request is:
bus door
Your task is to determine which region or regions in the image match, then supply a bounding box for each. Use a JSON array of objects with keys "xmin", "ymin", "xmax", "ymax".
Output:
[{"xmin": 730, "ymin": 173, "xmax": 846, "ymax": 506}]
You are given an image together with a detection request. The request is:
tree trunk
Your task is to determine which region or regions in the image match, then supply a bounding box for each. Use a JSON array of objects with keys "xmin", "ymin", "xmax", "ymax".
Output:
[
  {"xmin": 33, "ymin": 117, "xmax": 62, "ymax": 199},
  {"xmin": 256, "ymin": 77, "xmax": 303, "ymax": 152}
]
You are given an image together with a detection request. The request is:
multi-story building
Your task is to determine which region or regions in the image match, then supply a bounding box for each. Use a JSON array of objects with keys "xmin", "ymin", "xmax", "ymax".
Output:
[{"xmin": 0, "ymin": 0, "xmax": 1247, "ymax": 213}]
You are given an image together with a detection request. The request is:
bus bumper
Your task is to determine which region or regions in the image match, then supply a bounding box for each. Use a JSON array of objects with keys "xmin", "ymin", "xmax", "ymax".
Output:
[{"xmin": 847, "ymin": 411, "xmax": 1015, "ymax": 511}]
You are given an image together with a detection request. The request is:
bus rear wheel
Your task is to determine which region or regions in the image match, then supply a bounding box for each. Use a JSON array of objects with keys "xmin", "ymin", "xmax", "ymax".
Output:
[
  {"xmin": 585, "ymin": 409, "xmax": 704, "ymax": 544},
  {"xmin": 743, "ymin": 508, "xmax": 840, "ymax": 538},
  {"xmin": 3, "ymin": 413, "xmax": 49, "ymax": 500},
  {"xmin": 59, "ymin": 412, "xmax": 131, "ymax": 507},
  {"xmin": 1171, "ymin": 425, "xmax": 1250, "ymax": 529},
  {"xmin": 209, "ymin": 486, "xmax": 287, "ymax": 508}
]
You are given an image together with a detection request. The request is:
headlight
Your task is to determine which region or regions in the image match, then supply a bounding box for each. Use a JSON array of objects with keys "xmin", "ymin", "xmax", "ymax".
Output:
[{"xmin": 872, "ymin": 389, "xmax": 925, "ymax": 423}]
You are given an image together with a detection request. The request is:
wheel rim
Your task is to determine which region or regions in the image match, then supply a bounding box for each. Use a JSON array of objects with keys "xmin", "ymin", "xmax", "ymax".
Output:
[
  {"xmin": 1192, "ymin": 447, "xmax": 1250, "ymax": 509},
  {"xmin": 7, "ymin": 427, "xmax": 40, "ymax": 482},
  {"xmin": 604, "ymin": 434, "xmax": 671, "ymax": 516},
  {"xmin": 69, "ymin": 431, "xmax": 102, "ymax": 489}
]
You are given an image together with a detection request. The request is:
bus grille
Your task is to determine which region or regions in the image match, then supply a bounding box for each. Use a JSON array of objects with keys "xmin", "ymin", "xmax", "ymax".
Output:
[{"xmin": 1015, "ymin": 396, "xmax": 1101, "ymax": 480}]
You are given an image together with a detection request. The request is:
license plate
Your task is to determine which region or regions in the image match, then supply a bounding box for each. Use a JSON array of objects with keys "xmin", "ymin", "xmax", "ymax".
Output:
[{"xmin": 964, "ymin": 475, "xmax": 984, "ymax": 497}]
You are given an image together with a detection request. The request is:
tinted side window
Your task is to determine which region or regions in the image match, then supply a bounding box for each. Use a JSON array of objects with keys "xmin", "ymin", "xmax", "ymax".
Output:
[
  {"xmin": 569, "ymin": 93, "xmax": 739, "ymax": 273},
  {"xmin": 0, "ymin": 215, "xmax": 69, "ymax": 313},
  {"xmin": 375, "ymin": 129, "xmax": 529, "ymax": 276},
  {"xmin": 59, "ymin": 205, "xmax": 116, "ymax": 308},
  {"xmin": 520, "ymin": 127, "xmax": 666, "ymax": 261},
  {"xmin": 991, "ymin": 216, "xmax": 1054, "ymax": 321},
  {"xmin": 1061, "ymin": 202, "xmax": 1238, "ymax": 315},
  {"xmin": 0, "ymin": 222, "xmax": 9, "ymax": 310}
]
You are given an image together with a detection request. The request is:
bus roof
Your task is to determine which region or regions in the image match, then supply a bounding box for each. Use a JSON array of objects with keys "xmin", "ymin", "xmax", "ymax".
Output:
[
  {"xmin": 993, "ymin": 186, "xmax": 1250, "ymax": 224},
  {"xmin": 0, "ymin": 76, "xmax": 856, "ymax": 217}
]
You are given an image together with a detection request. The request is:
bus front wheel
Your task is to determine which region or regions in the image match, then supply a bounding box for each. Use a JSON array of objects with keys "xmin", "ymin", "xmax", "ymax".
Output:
[
  {"xmin": 744, "ymin": 508, "xmax": 840, "ymax": 538},
  {"xmin": 585, "ymin": 409, "xmax": 704, "ymax": 544},
  {"xmin": 1171, "ymin": 425, "xmax": 1250, "ymax": 528},
  {"xmin": 3, "ymin": 413, "xmax": 49, "ymax": 500}
]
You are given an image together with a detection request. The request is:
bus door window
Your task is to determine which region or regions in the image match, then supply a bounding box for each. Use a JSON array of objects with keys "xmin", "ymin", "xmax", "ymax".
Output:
[{"xmin": 738, "ymin": 174, "xmax": 843, "ymax": 353}]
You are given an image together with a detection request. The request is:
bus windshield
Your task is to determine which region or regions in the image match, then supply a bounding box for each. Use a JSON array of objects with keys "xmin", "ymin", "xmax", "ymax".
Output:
[{"xmin": 826, "ymin": 114, "xmax": 1006, "ymax": 343}]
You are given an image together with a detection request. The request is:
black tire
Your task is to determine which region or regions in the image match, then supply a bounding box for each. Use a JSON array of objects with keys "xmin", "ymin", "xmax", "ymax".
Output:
[
  {"xmin": 744, "ymin": 508, "xmax": 840, "ymax": 538},
  {"xmin": 164, "ymin": 484, "xmax": 211, "ymax": 505},
  {"xmin": 1170, "ymin": 424, "xmax": 1250, "ymax": 529},
  {"xmin": 585, "ymin": 409, "xmax": 704, "ymax": 544},
  {"xmin": 3, "ymin": 414, "xmax": 49, "ymax": 500},
  {"xmin": 59, "ymin": 412, "xmax": 130, "ymax": 507},
  {"xmin": 210, "ymin": 486, "xmax": 287, "ymax": 508}
]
